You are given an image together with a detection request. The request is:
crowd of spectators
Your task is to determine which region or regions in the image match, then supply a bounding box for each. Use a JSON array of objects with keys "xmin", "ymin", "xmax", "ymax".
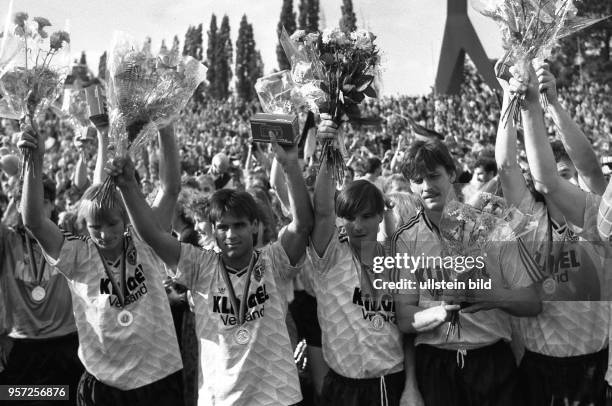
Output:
[{"xmin": 1, "ymin": 61, "xmax": 611, "ymax": 223}]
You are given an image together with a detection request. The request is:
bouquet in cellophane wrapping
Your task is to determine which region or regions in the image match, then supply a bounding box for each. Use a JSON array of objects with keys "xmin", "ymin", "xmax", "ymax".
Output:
[
  {"xmin": 472, "ymin": 0, "xmax": 609, "ymax": 123},
  {"xmin": 279, "ymin": 27, "xmax": 381, "ymax": 180},
  {"xmin": 51, "ymin": 86, "xmax": 91, "ymax": 142},
  {"xmin": 254, "ymin": 69, "xmax": 326, "ymax": 115},
  {"xmin": 95, "ymin": 31, "xmax": 207, "ymax": 207},
  {"xmin": 0, "ymin": 11, "xmax": 70, "ymax": 178},
  {"xmin": 438, "ymin": 197, "xmax": 534, "ymax": 340}
]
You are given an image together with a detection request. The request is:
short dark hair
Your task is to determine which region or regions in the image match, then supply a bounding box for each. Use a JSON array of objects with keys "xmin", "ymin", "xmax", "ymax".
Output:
[
  {"xmin": 364, "ymin": 157, "xmax": 382, "ymax": 174},
  {"xmin": 208, "ymin": 189, "xmax": 260, "ymax": 224},
  {"xmin": 402, "ymin": 139, "xmax": 455, "ymax": 181},
  {"xmin": 474, "ymin": 157, "xmax": 497, "ymax": 176},
  {"xmin": 550, "ymin": 140, "xmax": 571, "ymax": 164},
  {"xmin": 336, "ymin": 180, "xmax": 385, "ymax": 219}
]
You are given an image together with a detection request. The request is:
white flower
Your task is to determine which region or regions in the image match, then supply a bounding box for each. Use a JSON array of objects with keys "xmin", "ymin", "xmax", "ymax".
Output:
[
  {"xmin": 322, "ymin": 28, "xmax": 347, "ymax": 45},
  {"xmin": 350, "ymin": 29, "xmax": 375, "ymax": 51},
  {"xmin": 292, "ymin": 61, "xmax": 313, "ymax": 84},
  {"xmin": 290, "ymin": 30, "xmax": 307, "ymax": 42}
]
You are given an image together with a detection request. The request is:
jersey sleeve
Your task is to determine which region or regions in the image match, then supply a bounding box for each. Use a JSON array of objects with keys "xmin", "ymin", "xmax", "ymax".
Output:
[
  {"xmin": 41, "ymin": 232, "xmax": 92, "ymax": 280},
  {"xmin": 267, "ymin": 239, "xmax": 305, "ymax": 282},
  {"xmin": 307, "ymin": 227, "xmax": 346, "ymax": 276},
  {"xmin": 566, "ymin": 192, "xmax": 601, "ymax": 242},
  {"xmin": 173, "ymin": 243, "xmax": 217, "ymax": 291}
]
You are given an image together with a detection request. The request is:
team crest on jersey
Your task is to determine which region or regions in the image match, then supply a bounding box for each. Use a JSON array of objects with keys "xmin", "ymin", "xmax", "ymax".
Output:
[
  {"xmin": 126, "ymin": 239, "xmax": 137, "ymax": 265},
  {"xmin": 218, "ymin": 287, "xmax": 226, "ymax": 294},
  {"xmin": 253, "ymin": 262, "xmax": 265, "ymax": 282}
]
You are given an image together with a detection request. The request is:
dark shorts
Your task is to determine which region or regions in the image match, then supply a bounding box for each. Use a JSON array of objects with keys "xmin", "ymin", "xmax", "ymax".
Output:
[
  {"xmin": 519, "ymin": 347, "xmax": 608, "ymax": 406},
  {"xmin": 415, "ymin": 341, "xmax": 521, "ymax": 406},
  {"xmin": 0, "ymin": 332, "xmax": 83, "ymax": 406},
  {"xmin": 320, "ymin": 368, "xmax": 405, "ymax": 406},
  {"xmin": 77, "ymin": 370, "xmax": 183, "ymax": 406},
  {"xmin": 289, "ymin": 290, "xmax": 322, "ymax": 347}
]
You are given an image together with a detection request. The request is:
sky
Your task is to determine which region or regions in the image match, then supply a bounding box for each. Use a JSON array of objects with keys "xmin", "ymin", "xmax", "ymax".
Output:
[{"xmin": 4, "ymin": 0, "xmax": 504, "ymax": 96}]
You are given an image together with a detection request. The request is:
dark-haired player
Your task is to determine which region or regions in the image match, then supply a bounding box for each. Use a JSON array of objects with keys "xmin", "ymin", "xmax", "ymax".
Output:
[
  {"xmin": 391, "ymin": 137, "xmax": 540, "ymax": 406},
  {"xmin": 107, "ymin": 136, "xmax": 312, "ymax": 406},
  {"xmin": 308, "ymin": 114, "xmax": 421, "ymax": 406}
]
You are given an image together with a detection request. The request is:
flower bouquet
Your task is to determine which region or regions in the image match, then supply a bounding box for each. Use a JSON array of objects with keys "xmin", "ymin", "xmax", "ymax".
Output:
[
  {"xmin": 438, "ymin": 199, "xmax": 533, "ymax": 340},
  {"xmin": 95, "ymin": 31, "xmax": 207, "ymax": 207},
  {"xmin": 0, "ymin": 11, "xmax": 70, "ymax": 178},
  {"xmin": 51, "ymin": 86, "xmax": 91, "ymax": 142},
  {"xmin": 473, "ymin": 0, "xmax": 609, "ymax": 124},
  {"xmin": 279, "ymin": 26, "xmax": 381, "ymax": 180}
]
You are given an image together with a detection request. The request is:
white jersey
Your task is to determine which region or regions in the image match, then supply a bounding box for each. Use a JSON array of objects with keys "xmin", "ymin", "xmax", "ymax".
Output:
[
  {"xmin": 307, "ymin": 228, "xmax": 405, "ymax": 379},
  {"xmin": 391, "ymin": 208, "xmax": 533, "ymax": 349},
  {"xmin": 174, "ymin": 241, "xmax": 302, "ymax": 406},
  {"xmin": 43, "ymin": 228, "xmax": 182, "ymax": 390},
  {"xmin": 513, "ymin": 192, "xmax": 609, "ymax": 358}
]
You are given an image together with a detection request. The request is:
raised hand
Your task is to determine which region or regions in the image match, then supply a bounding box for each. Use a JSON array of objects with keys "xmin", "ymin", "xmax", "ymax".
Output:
[
  {"xmin": 16, "ymin": 124, "xmax": 45, "ymax": 158},
  {"xmin": 104, "ymin": 156, "xmax": 137, "ymax": 189},
  {"xmin": 533, "ymin": 59, "xmax": 558, "ymax": 105},
  {"xmin": 269, "ymin": 131, "xmax": 299, "ymax": 168}
]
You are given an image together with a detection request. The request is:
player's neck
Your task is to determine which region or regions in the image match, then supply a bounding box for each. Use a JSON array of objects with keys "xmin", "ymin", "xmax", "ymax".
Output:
[
  {"xmin": 222, "ymin": 250, "xmax": 253, "ymax": 270},
  {"xmin": 98, "ymin": 240, "xmax": 124, "ymax": 263},
  {"xmin": 425, "ymin": 208, "xmax": 442, "ymax": 227}
]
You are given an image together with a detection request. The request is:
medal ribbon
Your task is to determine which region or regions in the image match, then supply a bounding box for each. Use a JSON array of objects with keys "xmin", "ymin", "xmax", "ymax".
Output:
[
  {"xmin": 349, "ymin": 242, "xmax": 385, "ymax": 308},
  {"xmin": 96, "ymin": 238, "xmax": 128, "ymax": 309},
  {"xmin": 24, "ymin": 233, "xmax": 46, "ymax": 285},
  {"xmin": 220, "ymin": 252, "xmax": 257, "ymax": 326},
  {"xmin": 544, "ymin": 214, "xmax": 567, "ymax": 280}
]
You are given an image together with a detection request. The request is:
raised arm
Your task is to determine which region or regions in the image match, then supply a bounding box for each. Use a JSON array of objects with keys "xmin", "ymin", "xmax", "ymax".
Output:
[
  {"xmin": 93, "ymin": 125, "xmax": 108, "ymax": 184},
  {"xmin": 108, "ymin": 157, "xmax": 181, "ymax": 267},
  {"xmin": 535, "ymin": 61, "xmax": 606, "ymax": 195},
  {"xmin": 273, "ymin": 135, "xmax": 313, "ymax": 266},
  {"xmin": 151, "ymin": 124, "xmax": 181, "ymax": 231},
  {"xmin": 72, "ymin": 134, "xmax": 92, "ymax": 191},
  {"xmin": 514, "ymin": 62, "xmax": 587, "ymax": 227},
  {"xmin": 18, "ymin": 127, "xmax": 64, "ymax": 260},
  {"xmin": 311, "ymin": 115, "xmax": 338, "ymax": 257},
  {"xmin": 494, "ymin": 77, "xmax": 530, "ymax": 208}
]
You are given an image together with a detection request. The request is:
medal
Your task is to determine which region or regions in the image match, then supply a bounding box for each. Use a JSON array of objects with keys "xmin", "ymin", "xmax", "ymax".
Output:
[
  {"xmin": 97, "ymin": 237, "xmax": 133, "ymax": 327},
  {"xmin": 220, "ymin": 252, "xmax": 258, "ymax": 345},
  {"xmin": 370, "ymin": 313, "xmax": 385, "ymax": 331},
  {"xmin": 234, "ymin": 327, "xmax": 251, "ymax": 345},
  {"xmin": 31, "ymin": 286, "xmax": 46, "ymax": 302},
  {"xmin": 542, "ymin": 278, "xmax": 557, "ymax": 294},
  {"xmin": 25, "ymin": 233, "xmax": 47, "ymax": 301},
  {"xmin": 117, "ymin": 310, "xmax": 133, "ymax": 327}
]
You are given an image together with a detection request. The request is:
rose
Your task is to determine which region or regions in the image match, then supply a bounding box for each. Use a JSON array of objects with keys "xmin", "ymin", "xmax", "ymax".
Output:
[
  {"xmin": 350, "ymin": 29, "xmax": 375, "ymax": 51},
  {"xmin": 322, "ymin": 28, "xmax": 348, "ymax": 46}
]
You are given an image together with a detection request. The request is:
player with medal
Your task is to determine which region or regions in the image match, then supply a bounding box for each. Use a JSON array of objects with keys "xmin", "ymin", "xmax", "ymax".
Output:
[
  {"xmin": 108, "ymin": 130, "xmax": 313, "ymax": 406},
  {"xmin": 500, "ymin": 60, "xmax": 610, "ymax": 406},
  {"xmin": 0, "ymin": 174, "xmax": 83, "ymax": 402},
  {"xmin": 19, "ymin": 124, "xmax": 185, "ymax": 405},
  {"xmin": 306, "ymin": 114, "xmax": 419, "ymax": 406}
]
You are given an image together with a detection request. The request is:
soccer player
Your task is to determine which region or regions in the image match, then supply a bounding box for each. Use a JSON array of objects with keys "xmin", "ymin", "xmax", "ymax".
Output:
[
  {"xmin": 19, "ymin": 125, "xmax": 184, "ymax": 406},
  {"xmin": 504, "ymin": 60, "xmax": 610, "ymax": 406},
  {"xmin": 0, "ymin": 175, "xmax": 83, "ymax": 405},
  {"xmin": 391, "ymin": 137, "xmax": 540, "ymax": 406},
  {"xmin": 106, "ymin": 135, "xmax": 312, "ymax": 406},
  {"xmin": 307, "ymin": 114, "xmax": 421, "ymax": 406}
]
